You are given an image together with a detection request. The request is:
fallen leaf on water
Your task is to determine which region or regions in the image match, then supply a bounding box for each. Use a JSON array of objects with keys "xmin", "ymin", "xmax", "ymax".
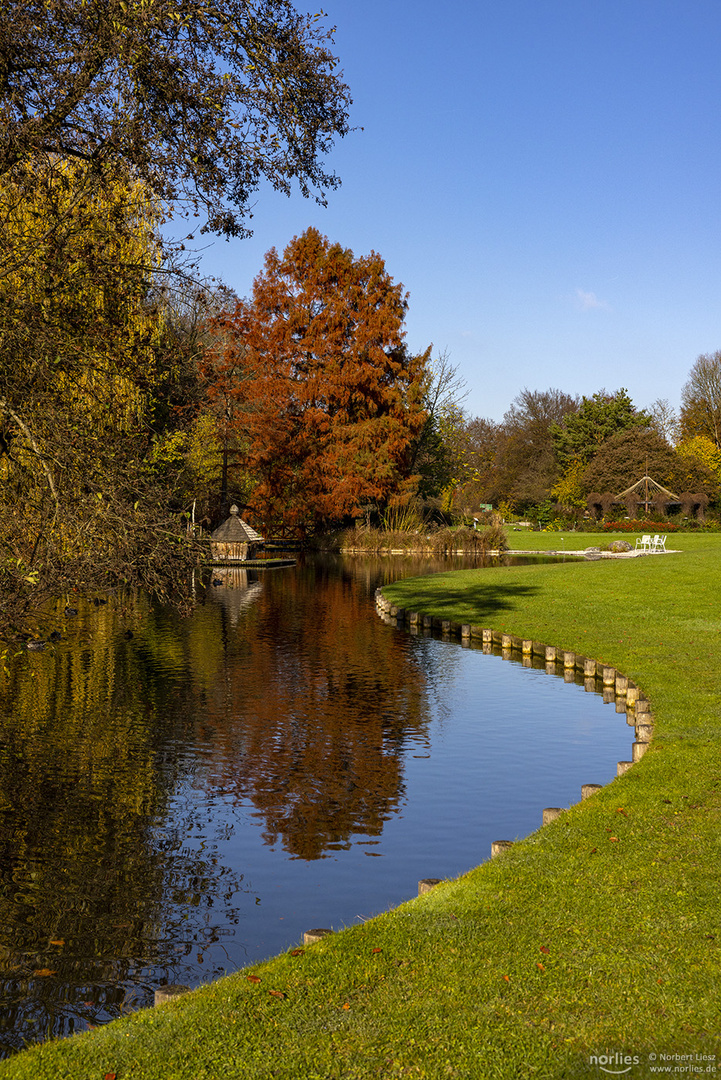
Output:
[
  {"xmin": 33, "ymin": 969, "xmax": 57, "ymax": 977},
  {"xmin": 246, "ymin": 975, "xmax": 262, "ymax": 984}
]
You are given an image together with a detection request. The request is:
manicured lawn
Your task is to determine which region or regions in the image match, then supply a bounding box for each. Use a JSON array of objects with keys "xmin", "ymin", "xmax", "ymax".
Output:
[{"xmin": 2, "ymin": 532, "xmax": 720, "ymax": 1079}]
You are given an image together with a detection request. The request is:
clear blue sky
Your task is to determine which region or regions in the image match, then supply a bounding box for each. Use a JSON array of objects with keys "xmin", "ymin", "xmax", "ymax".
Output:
[{"xmin": 197, "ymin": 0, "xmax": 721, "ymax": 424}]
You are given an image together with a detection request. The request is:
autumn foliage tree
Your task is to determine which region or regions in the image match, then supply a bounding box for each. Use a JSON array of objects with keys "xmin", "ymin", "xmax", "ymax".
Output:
[{"xmin": 207, "ymin": 228, "xmax": 429, "ymax": 533}]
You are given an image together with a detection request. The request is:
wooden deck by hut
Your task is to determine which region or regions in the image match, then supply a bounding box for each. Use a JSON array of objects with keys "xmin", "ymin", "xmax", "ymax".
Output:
[{"xmin": 210, "ymin": 505, "xmax": 264, "ymax": 563}]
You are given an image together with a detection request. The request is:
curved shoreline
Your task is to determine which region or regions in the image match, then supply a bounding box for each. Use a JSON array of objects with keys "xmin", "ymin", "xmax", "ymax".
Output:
[
  {"xmin": 374, "ymin": 587, "xmax": 654, "ymax": 806},
  {"xmin": 3, "ymin": 535, "xmax": 720, "ymax": 1079}
]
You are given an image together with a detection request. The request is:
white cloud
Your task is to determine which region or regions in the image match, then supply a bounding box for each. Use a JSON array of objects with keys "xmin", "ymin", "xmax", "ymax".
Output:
[{"xmin": 575, "ymin": 288, "xmax": 610, "ymax": 311}]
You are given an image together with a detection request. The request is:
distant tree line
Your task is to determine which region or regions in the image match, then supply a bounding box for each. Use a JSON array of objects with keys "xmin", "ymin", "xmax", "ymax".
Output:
[{"xmin": 445, "ymin": 371, "xmax": 721, "ymax": 526}]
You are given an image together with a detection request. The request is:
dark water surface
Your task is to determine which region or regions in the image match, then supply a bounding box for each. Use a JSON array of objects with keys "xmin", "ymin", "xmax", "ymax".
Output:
[{"xmin": 0, "ymin": 554, "xmax": 634, "ymax": 1056}]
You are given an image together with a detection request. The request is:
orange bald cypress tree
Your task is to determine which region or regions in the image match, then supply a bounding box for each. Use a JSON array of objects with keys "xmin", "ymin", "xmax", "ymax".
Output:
[{"xmin": 210, "ymin": 228, "xmax": 429, "ymax": 532}]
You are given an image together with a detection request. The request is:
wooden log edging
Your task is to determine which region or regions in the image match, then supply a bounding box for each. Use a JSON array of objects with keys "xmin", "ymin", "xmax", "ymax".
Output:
[{"xmin": 374, "ymin": 588, "xmax": 654, "ymax": 803}]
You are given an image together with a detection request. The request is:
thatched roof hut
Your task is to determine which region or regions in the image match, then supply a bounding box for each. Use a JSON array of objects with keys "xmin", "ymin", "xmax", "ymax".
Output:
[{"xmin": 210, "ymin": 505, "xmax": 264, "ymax": 563}]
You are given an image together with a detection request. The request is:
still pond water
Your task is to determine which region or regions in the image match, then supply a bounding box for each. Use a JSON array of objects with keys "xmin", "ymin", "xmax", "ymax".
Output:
[{"xmin": 0, "ymin": 554, "xmax": 634, "ymax": 1056}]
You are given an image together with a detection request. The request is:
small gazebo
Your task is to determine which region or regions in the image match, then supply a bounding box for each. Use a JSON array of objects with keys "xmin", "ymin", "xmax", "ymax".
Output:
[{"xmin": 210, "ymin": 505, "xmax": 264, "ymax": 563}]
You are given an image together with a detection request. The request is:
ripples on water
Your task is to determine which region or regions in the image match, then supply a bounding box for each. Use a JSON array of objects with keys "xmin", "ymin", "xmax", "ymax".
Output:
[{"xmin": 0, "ymin": 554, "xmax": 634, "ymax": 1056}]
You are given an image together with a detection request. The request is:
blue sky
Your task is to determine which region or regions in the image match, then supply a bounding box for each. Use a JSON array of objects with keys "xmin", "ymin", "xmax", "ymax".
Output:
[{"xmin": 197, "ymin": 0, "xmax": 721, "ymax": 424}]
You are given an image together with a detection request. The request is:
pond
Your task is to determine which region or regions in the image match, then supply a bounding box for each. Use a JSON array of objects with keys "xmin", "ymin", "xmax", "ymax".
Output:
[{"xmin": 0, "ymin": 554, "xmax": 635, "ymax": 1057}]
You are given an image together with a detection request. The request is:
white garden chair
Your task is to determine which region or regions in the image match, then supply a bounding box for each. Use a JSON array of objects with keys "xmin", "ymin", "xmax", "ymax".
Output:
[
  {"xmin": 635, "ymin": 534, "xmax": 652, "ymax": 552},
  {"xmin": 650, "ymin": 534, "xmax": 667, "ymax": 552}
]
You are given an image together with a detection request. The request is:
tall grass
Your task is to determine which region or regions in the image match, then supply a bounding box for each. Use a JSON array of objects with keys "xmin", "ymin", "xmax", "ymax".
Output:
[{"xmin": 340, "ymin": 523, "xmax": 508, "ymax": 555}]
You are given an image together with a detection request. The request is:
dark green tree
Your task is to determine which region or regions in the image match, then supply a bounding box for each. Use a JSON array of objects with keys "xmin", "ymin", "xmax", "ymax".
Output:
[
  {"xmin": 550, "ymin": 388, "xmax": 651, "ymax": 469},
  {"xmin": 582, "ymin": 427, "xmax": 719, "ymax": 502}
]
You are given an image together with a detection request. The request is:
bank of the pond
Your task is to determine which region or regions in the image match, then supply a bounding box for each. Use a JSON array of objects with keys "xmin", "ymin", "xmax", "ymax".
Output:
[{"xmin": 2, "ymin": 533, "xmax": 720, "ymax": 1080}]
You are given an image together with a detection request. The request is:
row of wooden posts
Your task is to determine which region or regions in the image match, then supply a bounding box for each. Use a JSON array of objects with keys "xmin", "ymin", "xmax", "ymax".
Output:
[{"xmin": 151, "ymin": 590, "xmax": 653, "ymax": 1007}]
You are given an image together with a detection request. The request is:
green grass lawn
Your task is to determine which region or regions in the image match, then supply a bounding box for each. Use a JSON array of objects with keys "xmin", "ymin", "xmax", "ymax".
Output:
[{"xmin": 2, "ymin": 532, "xmax": 720, "ymax": 1079}]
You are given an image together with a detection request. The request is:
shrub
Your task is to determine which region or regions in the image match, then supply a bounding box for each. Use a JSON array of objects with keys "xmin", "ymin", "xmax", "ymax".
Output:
[{"xmin": 602, "ymin": 520, "xmax": 679, "ymax": 532}]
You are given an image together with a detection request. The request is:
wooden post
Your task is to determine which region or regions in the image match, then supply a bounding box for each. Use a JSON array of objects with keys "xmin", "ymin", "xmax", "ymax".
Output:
[
  {"xmin": 632, "ymin": 741, "xmax": 647, "ymax": 762},
  {"xmin": 491, "ymin": 841, "xmax": 514, "ymax": 857},
  {"xmin": 155, "ymin": 986, "xmax": 190, "ymax": 1006},
  {"xmin": 617, "ymin": 761, "xmax": 633, "ymax": 776},
  {"xmin": 545, "ymin": 646, "xmax": 556, "ymax": 662},
  {"xmin": 563, "ymin": 651, "xmax": 575, "ymax": 668},
  {"xmin": 581, "ymin": 784, "xmax": 603, "ymax": 799},
  {"xmin": 602, "ymin": 666, "xmax": 616, "ymax": 685},
  {"xmin": 522, "ymin": 639, "xmax": 533, "ymax": 654},
  {"xmin": 636, "ymin": 723, "xmax": 653, "ymax": 742},
  {"xmin": 304, "ymin": 929, "xmax": 332, "ymax": 944},
  {"xmin": 542, "ymin": 807, "xmax": 563, "ymax": 825},
  {"xmin": 418, "ymin": 878, "xmax": 443, "ymax": 895},
  {"xmin": 584, "ymin": 658, "xmax": 597, "ymax": 677}
]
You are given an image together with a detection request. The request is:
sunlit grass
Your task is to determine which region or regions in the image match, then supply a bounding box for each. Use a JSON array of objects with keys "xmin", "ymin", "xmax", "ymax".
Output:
[{"xmin": 2, "ymin": 533, "xmax": 721, "ymax": 1078}]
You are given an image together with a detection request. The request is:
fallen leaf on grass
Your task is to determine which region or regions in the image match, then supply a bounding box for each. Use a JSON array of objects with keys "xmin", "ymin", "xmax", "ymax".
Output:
[
  {"xmin": 104, "ymin": 1074, "xmax": 117, "ymax": 1080},
  {"xmin": 246, "ymin": 975, "xmax": 262, "ymax": 984},
  {"xmin": 616, "ymin": 808, "xmax": 628, "ymax": 817},
  {"xmin": 269, "ymin": 990, "xmax": 286, "ymax": 999},
  {"xmin": 33, "ymin": 969, "xmax": 57, "ymax": 977},
  {"xmin": 609, "ymin": 836, "xmax": 619, "ymax": 842},
  {"xmin": 372, "ymin": 948, "xmax": 383, "ymax": 954},
  {"xmin": 342, "ymin": 1002, "xmax": 350, "ymax": 1010},
  {"xmin": 540, "ymin": 945, "xmax": 550, "ymax": 954},
  {"xmin": 290, "ymin": 949, "xmax": 304, "ymax": 957},
  {"xmin": 49, "ymin": 939, "xmax": 65, "ymax": 946},
  {"xmin": 537, "ymin": 963, "xmax": 545, "ymax": 972},
  {"xmin": 503, "ymin": 975, "xmax": 510, "ymax": 983}
]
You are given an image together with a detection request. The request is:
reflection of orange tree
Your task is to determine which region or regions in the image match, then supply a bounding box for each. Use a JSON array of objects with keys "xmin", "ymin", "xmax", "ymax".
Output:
[{"xmin": 194, "ymin": 565, "xmax": 432, "ymax": 859}]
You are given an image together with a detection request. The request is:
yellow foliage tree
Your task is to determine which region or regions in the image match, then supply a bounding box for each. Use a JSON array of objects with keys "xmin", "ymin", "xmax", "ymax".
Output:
[
  {"xmin": 676, "ymin": 435, "xmax": 721, "ymax": 482},
  {"xmin": 0, "ymin": 156, "xmax": 201, "ymax": 626},
  {"xmin": 550, "ymin": 460, "xmax": 587, "ymax": 510}
]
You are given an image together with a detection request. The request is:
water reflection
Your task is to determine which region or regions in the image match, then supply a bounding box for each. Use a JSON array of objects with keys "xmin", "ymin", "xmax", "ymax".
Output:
[{"xmin": 0, "ymin": 554, "xmax": 630, "ymax": 1057}]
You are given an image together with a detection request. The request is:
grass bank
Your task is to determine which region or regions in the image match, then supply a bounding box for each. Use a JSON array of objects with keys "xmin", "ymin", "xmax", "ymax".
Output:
[{"xmin": 1, "ymin": 533, "xmax": 720, "ymax": 1079}]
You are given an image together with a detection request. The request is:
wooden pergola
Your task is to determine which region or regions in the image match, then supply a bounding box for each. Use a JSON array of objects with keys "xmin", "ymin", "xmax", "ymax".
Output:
[{"xmin": 614, "ymin": 476, "xmax": 679, "ymax": 515}]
